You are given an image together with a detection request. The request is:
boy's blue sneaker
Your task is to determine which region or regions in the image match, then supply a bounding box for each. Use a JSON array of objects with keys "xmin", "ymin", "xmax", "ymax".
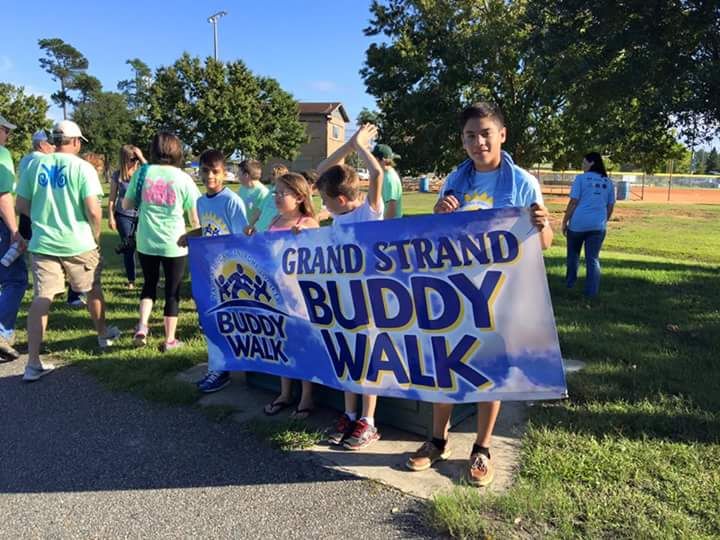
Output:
[{"xmin": 197, "ymin": 370, "xmax": 231, "ymax": 393}]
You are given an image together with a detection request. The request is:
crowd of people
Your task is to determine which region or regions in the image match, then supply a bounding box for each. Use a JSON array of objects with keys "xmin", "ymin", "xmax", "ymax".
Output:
[{"xmin": 0, "ymin": 100, "xmax": 609, "ymax": 488}]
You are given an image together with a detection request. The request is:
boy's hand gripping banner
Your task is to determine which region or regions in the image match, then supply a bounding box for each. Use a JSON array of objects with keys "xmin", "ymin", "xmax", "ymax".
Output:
[{"xmin": 189, "ymin": 208, "xmax": 567, "ymax": 403}]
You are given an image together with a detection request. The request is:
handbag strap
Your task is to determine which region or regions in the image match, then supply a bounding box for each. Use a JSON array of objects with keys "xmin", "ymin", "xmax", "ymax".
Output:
[{"xmin": 134, "ymin": 164, "xmax": 149, "ymax": 211}]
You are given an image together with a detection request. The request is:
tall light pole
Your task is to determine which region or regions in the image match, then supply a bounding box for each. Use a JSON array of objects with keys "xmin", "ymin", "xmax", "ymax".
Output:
[{"xmin": 207, "ymin": 11, "xmax": 228, "ymax": 61}]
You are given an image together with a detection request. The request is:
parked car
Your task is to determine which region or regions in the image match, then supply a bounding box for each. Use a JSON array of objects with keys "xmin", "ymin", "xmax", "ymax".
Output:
[{"xmin": 357, "ymin": 168, "xmax": 370, "ymax": 180}]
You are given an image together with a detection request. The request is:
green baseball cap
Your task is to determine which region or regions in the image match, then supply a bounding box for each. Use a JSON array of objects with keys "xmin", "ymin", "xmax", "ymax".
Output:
[{"xmin": 372, "ymin": 144, "xmax": 401, "ymax": 160}]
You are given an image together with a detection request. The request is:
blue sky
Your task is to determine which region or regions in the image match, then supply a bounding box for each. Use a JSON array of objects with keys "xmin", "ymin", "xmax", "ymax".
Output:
[{"xmin": 2, "ymin": 0, "xmax": 382, "ymax": 124}]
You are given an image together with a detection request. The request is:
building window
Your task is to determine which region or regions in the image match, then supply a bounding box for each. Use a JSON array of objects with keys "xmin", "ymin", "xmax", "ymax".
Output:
[{"xmin": 332, "ymin": 125, "xmax": 341, "ymax": 140}]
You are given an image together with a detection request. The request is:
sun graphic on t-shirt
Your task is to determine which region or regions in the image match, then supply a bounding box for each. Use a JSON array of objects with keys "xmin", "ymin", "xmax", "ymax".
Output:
[
  {"xmin": 464, "ymin": 192, "xmax": 494, "ymax": 209},
  {"xmin": 201, "ymin": 212, "xmax": 230, "ymax": 237}
]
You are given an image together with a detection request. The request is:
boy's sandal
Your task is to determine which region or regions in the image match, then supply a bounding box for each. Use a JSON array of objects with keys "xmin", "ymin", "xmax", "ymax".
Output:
[
  {"xmin": 263, "ymin": 399, "xmax": 293, "ymax": 416},
  {"xmin": 290, "ymin": 407, "xmax": 314, "ymax": 420}
]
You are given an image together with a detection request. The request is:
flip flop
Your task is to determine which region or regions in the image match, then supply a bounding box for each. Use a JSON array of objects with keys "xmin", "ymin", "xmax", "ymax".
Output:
[
  {"xmin": 263, "ymin": 399, "xmax": 293, "ymax": 416},
  {"xmin": 291, "ymin": 407, "xmax": 314, "ymax": 420}
]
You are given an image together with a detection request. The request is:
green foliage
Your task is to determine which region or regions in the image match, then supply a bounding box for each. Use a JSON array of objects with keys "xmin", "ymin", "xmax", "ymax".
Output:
[
  {"xmin": 72, "ymin": 91, "xmax": 134, "ymax": 172},
  {"xmin": 357, "ymin": 107, "xmax": 382, "ymax": 128},
  {"xmin": 526, "ymin": 0, "xmax": 720, "ymax": 158},
  {"xmin": 38, "ymin": 37, "xmax": 89, "ymax": 119},
  {"xmin": 142, "ymin": 54, "xmax": 307, "ymax": 159},
  {"xmin": 705, "ymin": 148, "xmax": 719, "ymax": 173},
  {"xmin": 71, "ymin": 73, "xmax": 102, "ymax": 105},
  {"xmin": 117, "ymin": 58, "xmax": 154, "ymax": 148},
  {"xmin": 0, "ymin": 83, "xmax": 51, "ymax": 163},
  {"xmin": 363, "ymin": 0, "xmax": 717, "ymax": 175},
  {"xmin": 117, "ymin": 58, "xmax": 152, "ymax": 111},
  {"xmin": 246, "ymin": 419, "xmax": 324, "ymax": 451},
  {"xmin": 363, "ymin": 0, "xmax": 560, "ymax": 173},
  {"xmin": 693, "ymin": 148, "xmax": 708, "ymax": 174}
]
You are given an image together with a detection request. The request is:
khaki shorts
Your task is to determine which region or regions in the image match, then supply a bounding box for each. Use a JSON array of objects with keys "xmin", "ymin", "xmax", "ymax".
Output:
[{"xmin": 31, "ymin": 249, "xmax": 102, "ymax": 298}]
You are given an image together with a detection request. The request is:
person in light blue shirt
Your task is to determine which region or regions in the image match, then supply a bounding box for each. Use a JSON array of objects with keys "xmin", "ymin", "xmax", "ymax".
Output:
[
  {"xmin": 178, "ymin": 149, "xmax": 247, "ymax": 393},
  {"xmin": 410, "ymin": 102, "xmax": 553, "ymax": 489},
  {"xmin": 561, "ymin": 152, "xmax": 616, "ymax": 297}
]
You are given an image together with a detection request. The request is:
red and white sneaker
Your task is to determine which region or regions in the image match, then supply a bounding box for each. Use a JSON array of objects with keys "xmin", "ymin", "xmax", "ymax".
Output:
[
  {"xmin": 327, "ymin": 414, "xmax": 355, "ymax": 446},
  {"xmin": 343, "ymin": 419, "xmax": 380, "ymax": 450}
]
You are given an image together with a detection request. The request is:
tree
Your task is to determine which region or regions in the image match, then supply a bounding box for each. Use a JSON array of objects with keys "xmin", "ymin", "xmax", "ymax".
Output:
[
  {"xmin": 38, "ymin": 38, "xmax": 89, "ymax": 119},
  {"xmin": 72, "ymin": 92, "xmax": 134, "ymax": 172},
  {"xmin": 144, "ymin": 54, "xmax": 306, "ymax": 159},
  {"xmin": 117, "ymin": 58, "xmax": 152, "ymax": 111},
  {"xmin": 705, "ymin": 148, "xmax": 719, "ymax": 174},
  {"xmin": 117, "ymin": 58, "xmax": 154, "ymax": 148},
  {"xmin": 362, "ymin": 0, "xmax": 580, "ymax": 174},
  {"xmin": 71, "ymin": 73, "xmax": 102, "ymax": 105},
  {"xmin": 692, "ymin": 148, "xmax": 708, "ymax": 174},
  {"xmin": 357, "ymin": 108, "xmax": 382, "ymax": 127},
  {"xmin": 524, "ymin": 0, "xmax": 720, "ymax": 147},
  {"xmin": 362, "ymin": 0, "xmax": 717, "ymax": 175},
  {"xmin": 0, "ymin": 83, "xmax": 51, "ymax": 163}
]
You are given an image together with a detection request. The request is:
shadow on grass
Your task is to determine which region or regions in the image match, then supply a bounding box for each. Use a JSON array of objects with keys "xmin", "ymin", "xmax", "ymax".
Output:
[{"xmin": 538, "ymin": 253, "xmax": 720, "ymax": 443}]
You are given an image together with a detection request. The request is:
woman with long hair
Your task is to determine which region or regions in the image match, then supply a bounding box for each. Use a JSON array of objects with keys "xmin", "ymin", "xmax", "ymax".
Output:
[
  {"xmin": 122, "ymin": 132, "xmax": 201, "ymax": 351},
  {"xmin": 561, "ymin": 152, "xmax": 616, "ymax": 297},
  {"xmin": 108, "ymin": 145, "xmax": 146, "ymax": 289}
]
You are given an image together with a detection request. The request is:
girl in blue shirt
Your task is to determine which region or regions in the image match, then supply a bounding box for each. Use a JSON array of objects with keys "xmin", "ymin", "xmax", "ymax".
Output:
[{"xmin": 561, "ymin": 152, "xmax": 616, "ymax": 297}]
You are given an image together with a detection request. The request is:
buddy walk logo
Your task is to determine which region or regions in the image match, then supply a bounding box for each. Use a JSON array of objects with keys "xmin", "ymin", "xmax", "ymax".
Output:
[{"xmin": 206, "ymin": 252, "xmax": 290, "ymax": 364}]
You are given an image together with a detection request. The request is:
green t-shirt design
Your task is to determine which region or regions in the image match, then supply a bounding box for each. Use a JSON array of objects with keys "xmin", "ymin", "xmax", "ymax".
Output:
[
  {"xmin": 125, "ymin": 165, "xmax": 201, "ymax": 257},
  {"xmin": 17, "ymin": 152, "xmax": 103, "ymax": 256}
]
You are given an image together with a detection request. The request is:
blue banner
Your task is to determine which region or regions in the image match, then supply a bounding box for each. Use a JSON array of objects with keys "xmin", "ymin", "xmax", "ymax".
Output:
[{"xmin": 188, "ymin": 208, "xmax": 567, "ymax": 403}]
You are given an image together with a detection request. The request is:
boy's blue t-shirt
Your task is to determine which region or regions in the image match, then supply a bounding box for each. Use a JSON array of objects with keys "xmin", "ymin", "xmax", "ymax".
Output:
[
  {"xmin": 439, "ymin": 166, "xmax": 543, "ymax": 210},
  {"xmin": 568, "ymin": 172, "xmax": 615, "ymax": 232},
  {"xmin": 197, "ymin": 187, "xmax": 248, "ymax": 237}
]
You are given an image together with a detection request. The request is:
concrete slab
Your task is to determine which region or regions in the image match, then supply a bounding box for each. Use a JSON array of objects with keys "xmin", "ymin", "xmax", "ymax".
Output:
[{"xmin": 178, "ymin": 364, "xmax": 527, "ymax": 500}]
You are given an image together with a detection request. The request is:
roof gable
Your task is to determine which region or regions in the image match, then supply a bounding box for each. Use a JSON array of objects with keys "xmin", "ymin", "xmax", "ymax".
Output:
[{"xmin": 298, "ymin": 102, "xmax": 349, "ymax": 122}]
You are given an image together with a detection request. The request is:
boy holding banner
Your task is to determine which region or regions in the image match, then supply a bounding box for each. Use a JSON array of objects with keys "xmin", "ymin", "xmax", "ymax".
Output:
[
  {"xmin": 405, "ymin": 102, "xmax": 553, "ymax": 486},
  {"xmin": 179, "ymin": 149, "xmax": 248, "ymax": 393},
  {"xmin": 315, "ymin": 123, "xmax": 386, "ymax": 450}
]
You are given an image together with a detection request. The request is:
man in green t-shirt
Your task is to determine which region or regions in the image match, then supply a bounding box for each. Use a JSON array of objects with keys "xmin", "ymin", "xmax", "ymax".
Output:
[
  {"xmin": 16, "ymin": 120, "xmax": 120, "ymax": 382},
  {"xmin": 0, "ymin": 115, "xmax": 28, "ymax": 363},
  {"xmin": 372, "ymin": 144, "xmax": 404, "ymax": 218}
]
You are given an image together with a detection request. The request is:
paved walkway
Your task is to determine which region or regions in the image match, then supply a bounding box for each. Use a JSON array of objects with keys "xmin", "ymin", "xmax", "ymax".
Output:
[{"xmin": 0, "ymin": 358, "xmax": 429, "ymax": 539}]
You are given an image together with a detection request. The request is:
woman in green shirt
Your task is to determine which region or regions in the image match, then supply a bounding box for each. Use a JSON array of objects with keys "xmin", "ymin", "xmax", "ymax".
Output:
[{"xmin": 123, "ymin": 132, "xmax": 201, "ymax": 351}]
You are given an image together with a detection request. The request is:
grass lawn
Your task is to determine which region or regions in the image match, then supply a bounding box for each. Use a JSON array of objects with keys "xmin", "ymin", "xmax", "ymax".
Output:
[{"xmin": 13, "ymin": 191, "xmax": 720, "ymax": 538}]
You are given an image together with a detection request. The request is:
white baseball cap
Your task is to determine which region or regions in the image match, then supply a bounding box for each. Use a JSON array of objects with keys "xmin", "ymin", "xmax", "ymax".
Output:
[
  {"xmin": 31, "ymin": 130, "xmax": 48, "ymax": 144},
  {"xmin": 0, "ymin": 115, "xmax": 16, "ymax": 131},
  {"xmin": 52, "ymin": 120, "xmax": 88, "ymax": 142}
]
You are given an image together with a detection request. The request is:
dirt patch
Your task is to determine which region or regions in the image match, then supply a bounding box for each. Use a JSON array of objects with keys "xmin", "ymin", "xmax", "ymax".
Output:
[{"xmin": 546, "ymin": 186, "xmax": 720, "ymax": 205}]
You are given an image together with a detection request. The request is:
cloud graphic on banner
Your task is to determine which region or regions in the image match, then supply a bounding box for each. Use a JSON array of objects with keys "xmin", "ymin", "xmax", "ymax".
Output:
[{"xmin": 493, "ymin": 366, "xmax": 563, "ymax": 393}]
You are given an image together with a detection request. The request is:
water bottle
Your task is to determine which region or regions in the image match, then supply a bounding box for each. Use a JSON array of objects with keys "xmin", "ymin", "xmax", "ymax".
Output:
[{"xmin": 1, "ymin": 241, "xmax": 22, "ymax": 267}]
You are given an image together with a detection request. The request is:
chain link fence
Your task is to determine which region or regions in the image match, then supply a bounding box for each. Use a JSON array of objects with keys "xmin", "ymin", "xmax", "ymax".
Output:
[{"xmin": 535, "ymin": 168, "xmax": 720, "ymax": 203}]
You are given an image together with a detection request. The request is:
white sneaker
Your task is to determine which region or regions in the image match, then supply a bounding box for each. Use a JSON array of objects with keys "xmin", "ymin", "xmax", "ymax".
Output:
[
  {"xmin": 23, "ymin": 363, "xmax": 56, "ymax": 382},
  {"xmin": 98, "ymin": 326, "xmax": 121, "ymax": 348}
]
